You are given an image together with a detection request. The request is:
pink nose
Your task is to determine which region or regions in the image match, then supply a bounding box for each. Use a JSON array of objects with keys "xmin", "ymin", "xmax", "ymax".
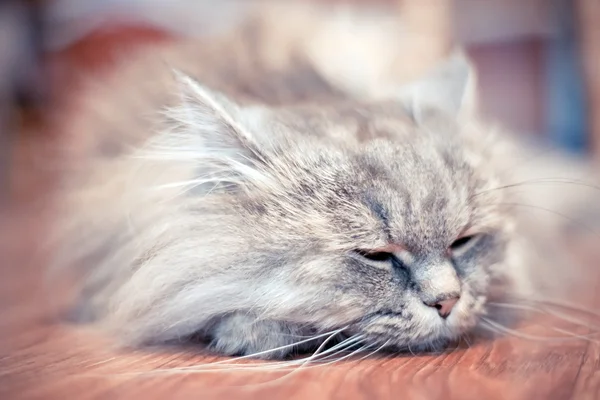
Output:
[{"xmin": 426, "ymin": 297, "xmax": 459, "ymax": 318}]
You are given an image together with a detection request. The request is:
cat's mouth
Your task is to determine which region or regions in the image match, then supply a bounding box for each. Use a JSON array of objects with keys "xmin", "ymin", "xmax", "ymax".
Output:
[{"xmin": 346, "ymin": 298, "xmax": 481, "ymax": 351}]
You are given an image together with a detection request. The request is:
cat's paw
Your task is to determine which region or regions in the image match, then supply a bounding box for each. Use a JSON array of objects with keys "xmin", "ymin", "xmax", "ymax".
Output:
[{"xmin": 207, "ymin": 314, "xmax": 306, "ymax": 359}]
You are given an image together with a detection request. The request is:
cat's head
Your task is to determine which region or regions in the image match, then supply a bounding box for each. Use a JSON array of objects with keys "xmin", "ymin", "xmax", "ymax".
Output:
[
  {"xmin": 63, "ymin": 52, "xmax": 522, "ymax": 354},
  {"xmin": 89, "ymin": 51, "xmax": 519, "ymax": 352}
]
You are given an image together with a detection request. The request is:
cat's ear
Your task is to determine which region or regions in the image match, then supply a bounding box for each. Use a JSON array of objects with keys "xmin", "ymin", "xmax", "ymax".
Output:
[
  {"xmin": 396, "ymin": 49, "xmax": 478, "ymax": 120},
  {"xmin": 157, "ymin": 70, "xmax": 274, "ymax": 190},
  {"xmin": 171, "ymin": 69, "xmax": 264, "ymax": 156}
]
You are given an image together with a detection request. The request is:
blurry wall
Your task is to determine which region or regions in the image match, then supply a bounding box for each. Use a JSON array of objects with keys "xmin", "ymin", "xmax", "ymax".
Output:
[
  {"xmin": 42, "ymin": 0, "xmax": 591, "ymax": 150},
  {"xmin": 455, "ymin": 0, "xmax": 587, "ymax": 153}
]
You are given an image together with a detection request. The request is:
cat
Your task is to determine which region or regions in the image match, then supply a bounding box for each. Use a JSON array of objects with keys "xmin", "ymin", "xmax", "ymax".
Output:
[{"xmin": 47, "ymin": 0, "xmax": 600, "ymax": 359}]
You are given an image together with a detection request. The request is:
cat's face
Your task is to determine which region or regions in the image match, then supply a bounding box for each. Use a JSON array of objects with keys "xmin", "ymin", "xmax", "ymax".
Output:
[
  {"xmin": 134, "ymin": 68, "xmax": 514, "ymax": 352},
  {"xmin": 205, "ymin": 113, "xmax": 510, "ymax": 352}
]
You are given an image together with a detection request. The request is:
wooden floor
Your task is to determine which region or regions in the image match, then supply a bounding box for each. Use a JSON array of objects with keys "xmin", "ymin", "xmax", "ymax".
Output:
[
  {"xmin": 2, "ymin": 325, "xmax": 599, "ymax": 400},
  {"xmin": 2, "ymin": 19, "xmax": 600, "ymax": 400}
]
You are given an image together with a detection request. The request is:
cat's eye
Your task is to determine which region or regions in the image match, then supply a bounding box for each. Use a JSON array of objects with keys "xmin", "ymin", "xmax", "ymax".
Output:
[
  {"xmin": 449, "ymin": 234, "xmax": 479, "ymax": 253},
  {"xmin": 353, "ymin": 249, "xmax": 394, "ymax": 263}
]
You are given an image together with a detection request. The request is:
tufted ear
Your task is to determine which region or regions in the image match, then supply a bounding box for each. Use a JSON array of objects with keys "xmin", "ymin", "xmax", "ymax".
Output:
[
  {"xmin": 171, "ymin": 69, "xmax": 265, "ymax": 158},
  {"xmin": 395, "ymin": 49, "xmax": 478, "ymax": 120},
  {"xmin": 146, "ymin": 70, "xmax": 275, "ymax": 191}
]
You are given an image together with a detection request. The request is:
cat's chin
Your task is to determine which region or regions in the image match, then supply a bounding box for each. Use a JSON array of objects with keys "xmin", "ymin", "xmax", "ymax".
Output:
[{"xmin": 352, "ymin": 303, "xmax": 486, "ymax": 355}]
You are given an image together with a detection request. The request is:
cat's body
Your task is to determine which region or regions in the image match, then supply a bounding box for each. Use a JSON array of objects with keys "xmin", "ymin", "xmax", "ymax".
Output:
[{"xmin": 50, "ymin": 0, "xmax": 598, "ymax": 359}]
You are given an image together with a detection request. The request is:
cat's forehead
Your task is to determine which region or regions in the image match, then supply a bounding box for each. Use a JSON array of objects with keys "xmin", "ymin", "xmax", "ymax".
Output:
[
  {"xmin": 267, "ymin": 132, "xmax": 479, "ymax": 251},
  {"xmin": 255, "ymin": 102, "xmax": 488, "ymax": 247},
  {"xmin": 278, "ymin": 103, "xmax": 480, "ymax": 201},
  {"xmin": 356, "ymin": 140, "xmax": 474, "ymax": 235}
]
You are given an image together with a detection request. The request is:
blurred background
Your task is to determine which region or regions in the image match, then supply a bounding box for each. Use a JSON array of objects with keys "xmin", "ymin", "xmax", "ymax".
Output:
[
  {"xmin": 1, "ymin": 0, "xmax": 599, "ymax": 166},
  {"xmin": 2, "ymin": 0, "xmax": 599, "ymax": 152}
]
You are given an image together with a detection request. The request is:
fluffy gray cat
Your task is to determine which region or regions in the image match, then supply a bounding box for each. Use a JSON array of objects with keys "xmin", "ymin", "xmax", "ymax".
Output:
[{"xmin": 49, "ymin": 0, "xmax": 599, "ymax": 359}]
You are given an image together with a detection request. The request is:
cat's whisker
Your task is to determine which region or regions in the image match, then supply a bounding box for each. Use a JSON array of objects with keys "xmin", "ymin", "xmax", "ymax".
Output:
[
  {"xmin": 308, "ymin": 334, "xmax": 368, "ymax": 362},
  {"xmin": 472, "ymin": 178, "xmax": 600, "ymax": 198},
  {"xmin": 300, "ymin": 331, "xmax": 352, "ymax": 364},
  {"xmin": 252, "ymin": 338, "xmax": 364, "ymax": 371},
  {"xmin": 480, "ymin": 317, "xmax": 599, "ymax": 342},
  {"xmin": 134, "ymin": 339, "xmax": 362, "ymax": 377},
  {"xmin": 313, "ymin": 342, "xmax": 373, "ymax": 367},
  {"xmin": 488, "ymin": 301, "xmax": 555, "ymax": 316},
  {"xmin": 252, "ymin": 331, "xmax": 358, "ymax": 373},
  {"xmin": 488, "ymin": 301, "xmax": 600, "ymax": 331},
  {"xmin": 240, "ymin": 333, "xmax": 366, "ymax": 370},
  {"xmin": 516, "ymin": 297, "xmax": 600, "ymax": 321},
  {"xmin": 462, "ymin": 334, "xmax": 473, "ymax": 349},
  {"xmin": 407, "ymin": 343, "xmax": 417, "ymax": 357},
  {"xmin": 150, "ymin": 176, "xmax": 227, "ymax": 190},
  {"xmin": 104, "ymin": 328, "xmax": 355, "ymax": 376},
  {"xmin": 551, "ymin": 327, "xmax": 600, "ymax": 343},
  {"xmin": 355, "ymin": 339, "xmax": 391, "ymax": 362},
  {"xmin": 489, "ymin": 303, "xmax": 600, "ymax": 335},
  {"xmin": 494, "ymin": 202, "xmax": 599, "ymax": 236},
  {"xmin": 542, "ymin": 308, "xmax": 600, "ymax": 331},
  {"xmin": 262, "ymin": 335, "xmax": 364, "ymax": 376},
  {"xmin": 205, "ymin": 326, "xmax": 348, "ymax": 366},
  {"xmin": 236, "ymin": 340, "xmax": 376, "ymax": 388},
  {"xmin": 496, "ymin": 297, "xmax": 600, "ymax": 337},
  {"xmin": 135, "ymin": 333, "xmax": 367, "ymax": 376}
]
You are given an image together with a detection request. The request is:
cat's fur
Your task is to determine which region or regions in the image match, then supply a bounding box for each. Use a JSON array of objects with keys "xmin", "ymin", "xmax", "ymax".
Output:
[{"xmin": 49, "ymin": 0, "xmax": 599, "ymax": 359}]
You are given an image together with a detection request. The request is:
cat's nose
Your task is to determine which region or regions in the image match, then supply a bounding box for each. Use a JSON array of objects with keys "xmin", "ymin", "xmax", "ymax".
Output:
[{"xmin": 424, "ymin": 296, "xmax": 459, "ymax": 318}]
